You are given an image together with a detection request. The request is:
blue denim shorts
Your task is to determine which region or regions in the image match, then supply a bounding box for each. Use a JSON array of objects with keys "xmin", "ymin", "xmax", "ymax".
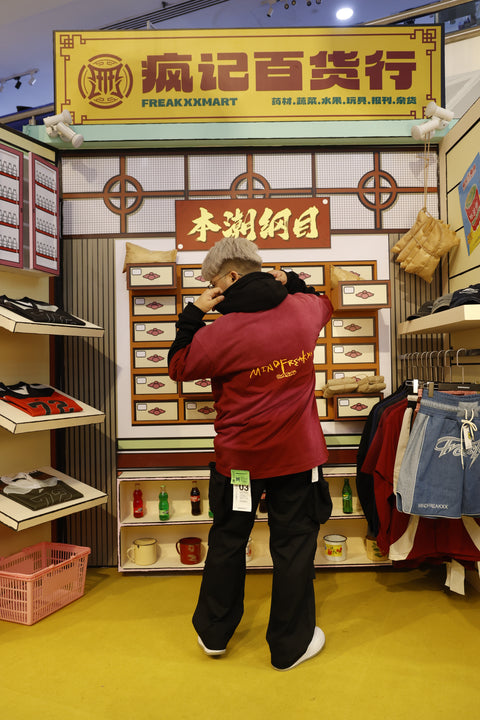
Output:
[{"xmin": 396, "ymin": 391, "xmax": 480, "ymax": 518}]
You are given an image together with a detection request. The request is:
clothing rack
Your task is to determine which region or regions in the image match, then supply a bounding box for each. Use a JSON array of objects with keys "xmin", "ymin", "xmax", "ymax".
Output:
[{"xmin": 399, "ymin": 348, "xmax": 480, "ymax": 384}]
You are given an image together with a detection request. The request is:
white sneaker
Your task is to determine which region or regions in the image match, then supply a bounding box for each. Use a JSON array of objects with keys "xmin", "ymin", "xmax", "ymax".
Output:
[
  {"xmin": 273, "ymin": 626, "xmax": 325, "ymax": 671},
  {"xmin": 197, "ymin": 635, "xmax": 226, "ymax": 656}
]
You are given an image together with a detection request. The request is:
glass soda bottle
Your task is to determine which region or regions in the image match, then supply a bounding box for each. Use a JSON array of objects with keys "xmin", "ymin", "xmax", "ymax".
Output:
[
  {"xmin": 133, "ymin": 483, "xmax": 144, "ymax": 518},
  {"xmin": 190, "ymin": 479, "xmax": 201, "ymax": 516},
  {"xmin": 342, "ymin": 478, "xmax": 353, "ymax": 514},
  {"xmin": 159, "ymin": 485, "xmax": 169, "ymax": 522},
  {"xmin": 259, "ymin": 490, "xmax": 268, "ymax": 513}
]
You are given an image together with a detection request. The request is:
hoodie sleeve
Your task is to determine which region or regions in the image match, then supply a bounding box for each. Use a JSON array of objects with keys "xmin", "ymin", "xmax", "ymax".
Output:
[
  {"xmin": 168, "ymin": 303, "xmax": 214, "ymax": 381},
  {"xmin": 285, "ymin": 271, "xmax": 321, "ymax": 296}
]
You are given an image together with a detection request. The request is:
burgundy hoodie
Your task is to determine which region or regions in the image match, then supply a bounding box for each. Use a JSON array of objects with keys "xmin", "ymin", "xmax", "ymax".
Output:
[{"xmin": 168, "ymin": 271, "xmax": 332, "ymax": 480}]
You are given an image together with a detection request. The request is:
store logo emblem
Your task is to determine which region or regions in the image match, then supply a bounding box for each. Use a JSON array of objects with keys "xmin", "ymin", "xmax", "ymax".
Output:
[{"xmin": 78, "ymin": 54, "xmax": 133, "ymax": 109}]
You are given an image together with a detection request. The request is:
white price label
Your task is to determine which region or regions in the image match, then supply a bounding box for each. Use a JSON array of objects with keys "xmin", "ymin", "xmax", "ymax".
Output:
[{"xmin": 233, "ymin": 484, "xmax": 252, "ymax": 512}]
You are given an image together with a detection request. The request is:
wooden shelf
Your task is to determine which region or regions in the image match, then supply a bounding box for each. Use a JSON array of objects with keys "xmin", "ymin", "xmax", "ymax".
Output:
[
  {"xmin": 0, "ymin": 466, "xmax": 107, "ymax": 531},
  {"xmin": 398, "ymin": 305, "xmax": 480, "ymax": 335},
  {"xmin": 117, "ymin": 468, "xmax": 392, "ymax": 572},
  {"xmin": 118, "ymin": 525, "xmax": 389, "ymax": 572},
  {"xmin": 0, "ymin": 390, "xmax": 104, "ymax": 434},
  {"xmin": 0, "ymin": 305, "xmax": 104, "ymax": 337}
]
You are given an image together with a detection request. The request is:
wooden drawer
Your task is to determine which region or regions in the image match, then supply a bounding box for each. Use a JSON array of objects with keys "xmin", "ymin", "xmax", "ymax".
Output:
[
  {"xmin": 332, "ymin": 343, "xmax": 376, "ymax": 364},
  {"xmin": 331, "ymin": 316, "xmax": 376, "ymax": 338},
  {"xmin": 181, "ymin": 267, "xmax": 209, "ymax": 289},
  {"xmin": 281, "ymin": 264, "xmax": 325, "ymax": 286},
  {"xmin": 333, "ymin": 394, "xmax": 382, "ymax": 420},
  {"xmin": 314, "ymin": 344, "xmax": 326, "ymax": 365},
  {"xmin": 315, "ymin": 397, "xmax": 328, "ymax": 419},
  {"xmin": 133, "ymin": 374, "xmax": 178, "ymax": 396},
  {"xmin": 331, "ymin": 281, "xmax": 390, "ymax": 311},
  {"xmin": 181, "ymin": 379, "xmax": 213, "ymax": 394},
  {"xmin": 184, "ymin": 400, "xmax": 216, "ymax": 421},
  {"xmin": 132, "ymin": 294, "xmax": 177, "ymax": 317},
  {"xmin": 127, "ymin": 263, "xmax": 176, "ymax": 289},
  {"xmin": 133, "ymin": 348, "xmax": 168, "ymax": 369},
  {"xmin": 133, "ymin": 321, "xmax": 176, "ymax": 343},
  {"xmin": 134, "ymin": 401, "xmax": 179, "ymax": 423}
]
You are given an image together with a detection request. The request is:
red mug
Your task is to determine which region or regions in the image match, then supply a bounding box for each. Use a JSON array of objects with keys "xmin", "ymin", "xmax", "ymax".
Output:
[{"xmin": 176, "ymin": 536, "xmax": 202, "ymax": 565}]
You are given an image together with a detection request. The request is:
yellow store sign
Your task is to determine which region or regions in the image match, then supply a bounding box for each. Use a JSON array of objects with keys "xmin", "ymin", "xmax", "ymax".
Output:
[{"xmin": 54, "ymin": 27, "xmax": 443, "ymax": 124}]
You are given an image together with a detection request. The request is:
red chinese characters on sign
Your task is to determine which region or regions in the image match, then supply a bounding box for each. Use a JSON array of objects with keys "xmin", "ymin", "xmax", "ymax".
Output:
[
  {"xmin": 175, "ymin": 198, "xmax": 330, "ymax": 250},
  {"xmin": 141, "ymin": 50, "xmax": 417, "ymax": 94}
]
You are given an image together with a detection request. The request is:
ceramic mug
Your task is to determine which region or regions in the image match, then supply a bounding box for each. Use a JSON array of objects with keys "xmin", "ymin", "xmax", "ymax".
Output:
[
  {"xmin": 176, "ymin": 536, "xmax": 202, "ymax": 565},
  {"xmin": 323, "ymin": 533, "xmax": 347, "ymax": 562},
  {"xmin": 127, "ymin": 537, "xmax": 159, "ymax": 566}
]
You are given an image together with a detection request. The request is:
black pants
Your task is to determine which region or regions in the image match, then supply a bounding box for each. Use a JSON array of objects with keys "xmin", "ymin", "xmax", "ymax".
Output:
[{"xmin": 192, "ymin": 464, "xmax": 332, "ymax": 669}]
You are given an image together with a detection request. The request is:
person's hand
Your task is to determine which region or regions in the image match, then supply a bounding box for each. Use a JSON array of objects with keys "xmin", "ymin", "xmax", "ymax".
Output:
[
  {"xmin": 194, "ymin": 287, "xmax": 224, "ymax": 314},
  {"xmin": 269, "ymin": 269, "xmax": 288, "ymax": 285}
]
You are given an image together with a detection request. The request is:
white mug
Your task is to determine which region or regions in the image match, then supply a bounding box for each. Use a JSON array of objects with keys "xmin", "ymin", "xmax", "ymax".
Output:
[{"xmin": 127, "ymin": 537, "xmax": 159, "ymax": 566}]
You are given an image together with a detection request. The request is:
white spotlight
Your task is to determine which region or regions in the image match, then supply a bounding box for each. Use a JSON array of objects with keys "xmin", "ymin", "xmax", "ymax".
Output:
[{"xmin": 336, "ymin": 7, "xmax": 354, "ymax": 20}]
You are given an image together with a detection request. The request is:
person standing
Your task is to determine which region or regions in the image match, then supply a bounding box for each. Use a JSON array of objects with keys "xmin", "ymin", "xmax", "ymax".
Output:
[{"xmin": 168, "ymin": 237, "xmax": 333, "ymax": 670}]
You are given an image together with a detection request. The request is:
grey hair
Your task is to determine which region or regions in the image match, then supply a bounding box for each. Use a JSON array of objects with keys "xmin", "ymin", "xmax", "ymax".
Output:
[{"xmin": 201, "ymin": 236, "xmax": 263, "ymax": 281}]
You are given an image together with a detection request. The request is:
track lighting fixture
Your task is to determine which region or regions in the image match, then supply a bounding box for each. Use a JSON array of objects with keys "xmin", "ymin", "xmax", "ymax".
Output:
[
  {"xmin": 268, "ymin": 0, "xmax": 321, "ymax": 15},
  {"xmin": 0, "ymin": 68, "xmax": 39, "ymax": 92}
]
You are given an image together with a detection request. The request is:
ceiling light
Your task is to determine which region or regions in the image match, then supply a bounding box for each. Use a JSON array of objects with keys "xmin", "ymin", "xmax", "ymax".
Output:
[
  {"xmin": 336, "ymin": 7, "xmax": 354, "ymax": 20},
  {"xmin": 14, "ymin": 77, "xmax": 22, "ymax": 90},
  {"xmin": 28, "ymin": 72, "xmax": 37, "ymax": 86}
]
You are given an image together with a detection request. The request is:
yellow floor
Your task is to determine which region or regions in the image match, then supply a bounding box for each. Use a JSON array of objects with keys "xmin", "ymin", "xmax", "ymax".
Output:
[{"xmin": 1, "ymin": 565, "xmax": 480, "ymax": 719}]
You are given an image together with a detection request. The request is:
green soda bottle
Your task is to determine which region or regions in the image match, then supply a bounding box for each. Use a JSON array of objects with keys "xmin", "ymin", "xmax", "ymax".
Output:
[
  {"xmin": 342, "ymin": 478, "xmax": 353, "ymax": 514},
  {"xmin": 159, "ymin": 485, "xmax": 169, "ymax": 521}
]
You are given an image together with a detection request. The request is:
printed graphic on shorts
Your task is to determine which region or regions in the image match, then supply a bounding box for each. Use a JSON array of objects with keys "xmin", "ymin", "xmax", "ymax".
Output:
[{"xmin": 434, "ymin": 435, "xmax": 480, "ymax": 469}]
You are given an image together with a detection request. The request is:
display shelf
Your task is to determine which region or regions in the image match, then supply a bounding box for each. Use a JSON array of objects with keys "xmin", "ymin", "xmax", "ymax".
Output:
[
  {"xmin": 119, "ymin": 518, "xmax": 388, "ymax": 572},
  {"xmin": 117, "ymin": 467, "xmax": 390, "ymax": 572},
  {"xmin": 398, "ymin": 305, "xmax": 480, "ymax": 336},
  {"xmin": 0, "ymin": 305, "xmax": 104, "ymax": 337},
  {"xmin": 0, "ymin": 466, "xmax": 107, "ymax": 531},
  {"xmin": 0, "ymin": 391, "xmax": 105, "ymax": 434}
]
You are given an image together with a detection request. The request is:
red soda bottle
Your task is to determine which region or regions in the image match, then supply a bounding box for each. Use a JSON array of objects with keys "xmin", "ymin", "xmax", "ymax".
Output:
[
  {"xmin": 133, "ymin": 483, "xmax": 144, "ymax": 518},
  {"xmin": 190, "ymin": 479, "xmax": 201, "ymax": 516}
]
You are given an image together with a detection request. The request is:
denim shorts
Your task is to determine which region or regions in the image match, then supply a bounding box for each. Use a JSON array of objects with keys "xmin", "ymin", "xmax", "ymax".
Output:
[{"xmin": 396, "ymin": 391, "xmax": 480, "ymax": 518}]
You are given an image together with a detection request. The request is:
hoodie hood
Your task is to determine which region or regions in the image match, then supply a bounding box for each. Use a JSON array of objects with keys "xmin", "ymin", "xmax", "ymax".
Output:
[{"xmin": 216, "ymin": 272, "xmax": 288, "ymax": 315}]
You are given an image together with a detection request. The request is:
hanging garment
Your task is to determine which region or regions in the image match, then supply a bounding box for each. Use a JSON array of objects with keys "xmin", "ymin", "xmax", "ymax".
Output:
[
  {"xmin": 0, "ymin": 382, "xmax": 82, "ymax": 416},
  {"xmin": 356, "ymin": 384, "xmax": 410, "ymax": 536},
  {"xmin": 396, "ymin": 390, "xmax": 480, "ymax": 518},
  {"xmin": 0, "ymin": 295, "xmax": 85, "ymax": 326}
]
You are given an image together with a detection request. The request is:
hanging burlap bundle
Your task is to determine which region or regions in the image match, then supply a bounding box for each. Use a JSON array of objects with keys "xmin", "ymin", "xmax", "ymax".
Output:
[{"xmin": 391, "ymin": 207, "xmax": 459, "ymax": 283}]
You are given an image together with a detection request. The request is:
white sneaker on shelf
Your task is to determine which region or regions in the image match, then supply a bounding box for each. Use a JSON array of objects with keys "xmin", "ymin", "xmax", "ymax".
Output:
[
  {"xmin": 272, "ymin": 626, "xmax": 325, "ymax": 671},
  {"xmin": 197, "ymin": 635, "xmax": 226, "ymax": 656}
]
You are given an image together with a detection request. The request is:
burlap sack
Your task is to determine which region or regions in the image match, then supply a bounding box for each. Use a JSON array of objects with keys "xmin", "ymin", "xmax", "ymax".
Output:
[
  {"xmin": 392, "ymin": 208, "xmax": 460, "ymax": 283},
  {"xmin": 123, "ymin": 242, "xmax": 177, "ymax": 272}
]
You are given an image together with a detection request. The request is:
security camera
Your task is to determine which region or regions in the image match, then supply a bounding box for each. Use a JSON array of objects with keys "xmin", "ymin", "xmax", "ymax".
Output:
[
  {"xmin": 43, "ymin": 109, "xmax": 84, "ymax": 148},
  {"xmin": 411, "ymin": 116, "xmax": 443, "ymax": 141},
  {"xmin": 411, "ymin": 101, "xmax": 454, "ymax": 141},
  {"xmin": 425, "ymin": 101, "xmax": 454, "ymax": 122},
  {"xmin": 45, "ymin": 121, "xmax": 84, "ymax": 148},
  {"xmin": 43, "ymin": 109, "xmax": 73, "ymax": 127}
]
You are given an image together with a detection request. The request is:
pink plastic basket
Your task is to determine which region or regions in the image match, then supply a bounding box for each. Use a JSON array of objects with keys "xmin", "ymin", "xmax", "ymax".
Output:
[{"xmin": 0, "ymin": 542, "xmax": 90, "ymax": 625}]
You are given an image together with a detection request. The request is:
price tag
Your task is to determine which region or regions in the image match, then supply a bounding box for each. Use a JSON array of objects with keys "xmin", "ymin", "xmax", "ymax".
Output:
[
  {"xmin": 232, "ymin": 484, "xmax": 252, "ymax": 512},
  {"xmin": 231, "ymin": 469, "xmax": 250, "ymax": 486}
]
